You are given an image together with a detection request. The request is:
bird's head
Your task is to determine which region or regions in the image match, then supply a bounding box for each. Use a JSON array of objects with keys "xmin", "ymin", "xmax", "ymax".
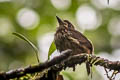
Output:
[{"xmin": 56, "ymin": 16, "xmax": 75, "ymax": 30}]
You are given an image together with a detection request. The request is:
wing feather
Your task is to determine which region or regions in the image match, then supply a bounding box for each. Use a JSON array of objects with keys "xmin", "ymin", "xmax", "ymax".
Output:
[{"xmin": 68, "ymin": 29, "xmax": 93, "ymax": 54}]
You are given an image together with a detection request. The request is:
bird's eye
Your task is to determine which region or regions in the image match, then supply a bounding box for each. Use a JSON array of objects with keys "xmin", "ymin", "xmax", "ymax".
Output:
[
  {"xmin": 68, "ymin": 23, "xmax": 72, "ymax": 28},
  {"xmin": 64, "ymin": 20, "xmax": 75, "ymax": 29},
  {"xmin": 63, "ymin": 23, "xmax": 68, "ymax": 28}
]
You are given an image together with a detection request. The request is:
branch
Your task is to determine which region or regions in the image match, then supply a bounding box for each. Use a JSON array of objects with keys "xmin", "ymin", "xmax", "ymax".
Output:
[
  {"xmin": 0, "ymin": 50, "xmax": 120, "ymax": 80},
  {"xmin": 0, "ymin": 50, "xmax": 72, "ymax": 80}
]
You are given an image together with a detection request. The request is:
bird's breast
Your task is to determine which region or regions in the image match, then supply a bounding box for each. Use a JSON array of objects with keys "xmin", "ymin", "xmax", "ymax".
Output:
[{"xmin": 54, "ymin": 29, "xmax": 71, "ymax": 52}]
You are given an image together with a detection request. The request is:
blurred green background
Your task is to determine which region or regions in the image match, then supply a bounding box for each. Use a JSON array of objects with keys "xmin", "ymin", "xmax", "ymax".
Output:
[{"xmin": 0, "ymin": 0, "xmax": 120, "ymax": 80}]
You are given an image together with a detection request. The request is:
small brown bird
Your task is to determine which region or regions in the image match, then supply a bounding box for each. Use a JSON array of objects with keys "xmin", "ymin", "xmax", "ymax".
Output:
[{"xmin": 54, "ymin": 16, "xmax": 94, "ymax": 75}]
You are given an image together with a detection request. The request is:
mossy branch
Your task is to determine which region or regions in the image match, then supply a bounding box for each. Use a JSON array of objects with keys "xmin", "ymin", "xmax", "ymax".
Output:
[{"xmin": 0, "ymin": 49, "xmax": 120, "ymax": 80}]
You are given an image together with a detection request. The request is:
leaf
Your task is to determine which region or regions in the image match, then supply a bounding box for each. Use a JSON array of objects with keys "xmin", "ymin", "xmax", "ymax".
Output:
[
  {"xmin": 48, "ymin": 41, "xmax": 56, "ymax": 59},
  {"xmin": 61, "ymin": 72, "xmax": 73, "ymax": 80},
  {"xmin": 12, "ymin": 32, "xmax": 40, "ymax": 63}
]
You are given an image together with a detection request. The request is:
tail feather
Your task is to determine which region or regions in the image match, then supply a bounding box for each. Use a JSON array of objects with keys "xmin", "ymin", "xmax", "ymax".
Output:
[{"xmin": 86, "ymin": 62, "xmax": 90, "ymax": 75}]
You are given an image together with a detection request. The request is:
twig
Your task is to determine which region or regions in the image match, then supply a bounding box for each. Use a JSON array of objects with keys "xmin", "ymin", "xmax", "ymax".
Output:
[
  {"xmin": 107, "ymin": 0, "xmax": 109, "ymax": 4},
  {"xmin": 104, "ymin": 68, "xmax": 112, "ymax": 80}
]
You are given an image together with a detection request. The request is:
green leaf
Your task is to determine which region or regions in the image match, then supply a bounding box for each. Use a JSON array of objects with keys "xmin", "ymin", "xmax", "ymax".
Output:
[
  {"xmin": 48, "ymin": 41, "xmax": 56, "ymax": 59},
  {"xmin": 12, "ymin": 32, "xmax": 40, "ymax": 63},
  {"xmin": 61, "ymin": 72, "xmax": 74, "ymax": 80}
]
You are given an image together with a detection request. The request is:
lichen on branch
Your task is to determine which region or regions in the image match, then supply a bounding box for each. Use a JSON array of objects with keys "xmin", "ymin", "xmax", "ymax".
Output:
[{"xmin": 0, "ymin": 49, "xmax": 120, "ymax": 80}]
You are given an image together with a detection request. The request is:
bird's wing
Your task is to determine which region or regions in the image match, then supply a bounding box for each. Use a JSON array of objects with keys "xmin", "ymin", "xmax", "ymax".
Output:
[
  {"xmin": 67, "ymin": 29, "xmax": 93, "ymax": 54},
  {"xmin": 69, "ymin": 30, "xmax": 89, "ymax": 43}
]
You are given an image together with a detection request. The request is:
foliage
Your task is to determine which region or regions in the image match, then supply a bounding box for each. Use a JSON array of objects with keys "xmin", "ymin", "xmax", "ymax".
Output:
[
  {"xmin": 48, "ymin": 41, "xmax": 56, "ymax": 59},
  {"xmin": 0, "ymin": 0, "xmax": 120, "ymax": 80},
  {"xmin": 12, "ymin": 32, "xmax": 40, "ymax": 63}
]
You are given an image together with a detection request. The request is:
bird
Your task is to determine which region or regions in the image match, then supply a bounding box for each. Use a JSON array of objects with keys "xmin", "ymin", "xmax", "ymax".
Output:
[{"xmin": 54, "ymin": 16, "xmax": 94, "ymax": 75}]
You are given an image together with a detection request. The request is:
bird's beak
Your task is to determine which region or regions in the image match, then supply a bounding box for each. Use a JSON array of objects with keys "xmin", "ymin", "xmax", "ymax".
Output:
[{"xmin": 56, "ymin": 16, "xmax": 64, "ymax": 25}]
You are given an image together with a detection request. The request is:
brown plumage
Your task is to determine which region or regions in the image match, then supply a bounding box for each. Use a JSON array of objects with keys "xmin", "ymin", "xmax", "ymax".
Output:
[{"xmin": 54, "ymin": 16, "xmax": 94, "ymax": 75}]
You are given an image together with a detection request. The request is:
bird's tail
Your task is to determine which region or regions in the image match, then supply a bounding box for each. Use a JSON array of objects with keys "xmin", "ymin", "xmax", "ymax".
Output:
[{"xmin": 86, "ymin": 62, "xmax": 91, "ymax": 76}]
